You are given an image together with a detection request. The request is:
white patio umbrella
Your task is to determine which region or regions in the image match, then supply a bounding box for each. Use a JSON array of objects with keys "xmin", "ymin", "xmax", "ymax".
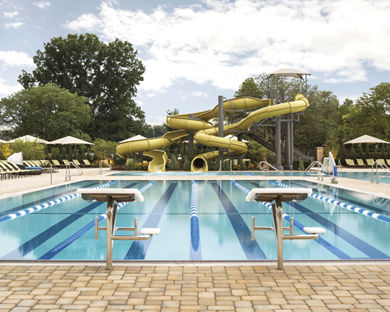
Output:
[
  {"xmin": 344, "ymin": 134, "xmax": 390, "ymax": 144},
  {"xmin": 9, "ymin": 135, "xmax": 49, "ymax": 144},
  {"xmin": 119, "ymin": 135, "xmax": 146, "ymax": 143},
  {"xmin": 48, "ymin": 136, "xmax": 94, "ymax": 160},
  {"xmin": 0, "ymin": 139, "xmax": 8, "ymax": 143}
]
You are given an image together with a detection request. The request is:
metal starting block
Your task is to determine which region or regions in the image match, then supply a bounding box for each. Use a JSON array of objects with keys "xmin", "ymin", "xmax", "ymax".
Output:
[{"xmin": 246, "ymin": 188, "xmax": 326, "ymax": 269}]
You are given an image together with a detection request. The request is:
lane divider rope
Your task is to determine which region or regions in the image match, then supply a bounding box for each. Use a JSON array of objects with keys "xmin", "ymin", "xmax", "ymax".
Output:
[
  {"xmin": 39, "ymin": 180, "xmax": 157, "ymax": 259},
  {"xmin": 271, "ymin": 180, "xmax": 390, "ymax": 224},
  {"xmin": 0, "ymin": 181, "xmax": 119, "ymax": 224},
  {"xmin": 190, "ymin": 180, "xmax": 202, "ymax": 259},
  {"xmin": 231, "ymin": 180, "xmax": 351, "ymax": 259}
]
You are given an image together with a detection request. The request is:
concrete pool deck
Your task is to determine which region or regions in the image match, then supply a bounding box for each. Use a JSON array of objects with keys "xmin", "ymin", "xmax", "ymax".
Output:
[{"xmin": 1, "ymin": 168, "xmax": 390, "ymax": 311}]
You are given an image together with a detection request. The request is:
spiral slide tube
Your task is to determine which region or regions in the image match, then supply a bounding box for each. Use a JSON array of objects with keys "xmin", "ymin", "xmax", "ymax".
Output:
[
  {"xmin": 116, "ymin": 94, "xmax": 309, "ymax": 172},
  {"xmin": 191, "ymin": 93, "xmax": 309, "ymax": 171},
  {"xmin": 116, "ymin": 97, "xmax": 271, "ymax": 172}
]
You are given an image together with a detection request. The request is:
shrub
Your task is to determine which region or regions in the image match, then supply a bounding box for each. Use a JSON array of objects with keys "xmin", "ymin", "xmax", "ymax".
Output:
[
  {"xmin": 0, "ymin": 143, "xmax": 11, "ymax": 159},
  {"xmin": 10, "ymin": 140, "xmax": 45, "ymax": 160}
]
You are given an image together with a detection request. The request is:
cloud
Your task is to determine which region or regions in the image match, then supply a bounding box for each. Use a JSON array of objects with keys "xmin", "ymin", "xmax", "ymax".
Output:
[
  {"xmin": 5, "ymin": 22, "xmax": 23, "ymax": 29},
  {"xmin": 66, "ymin": 0, "xmax": 390, "ymax": 92},
  {"xmin": 0, "ymin": 78, "xmax": 21, "ymax": 97},
  {"xmin": 3, "ymin": 11, "xmax": 19, "ymax": 18},
  {"xmin": 33, "ymin": 1, "xmax": 50, "ymax": 9},
  {"xmin": 0, "ymin": 51, "xmax": 34, "ymax": 67}
]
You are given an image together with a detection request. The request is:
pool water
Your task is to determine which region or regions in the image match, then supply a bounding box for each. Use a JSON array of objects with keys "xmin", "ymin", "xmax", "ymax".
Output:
[
  {"xmin": 112, "ymin": 170, "xmax": 390, "ymax": 184},
  {"xmin": 0, "ymin": 179, "xmax": 389, "ymax": 261}
]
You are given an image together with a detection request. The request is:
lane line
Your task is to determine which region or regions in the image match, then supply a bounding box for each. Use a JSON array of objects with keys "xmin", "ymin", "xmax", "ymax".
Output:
[
  {"xmin": 272, "ymin": 181, "xmax": 390, "ymax": 224},
  {"xmin": 211, "ymin": 182, "xmax": 267, "ymax": 260},
  {"xmin": 1, "ymin": 182, "xmax": 137, "ymax": 260},
  {"xmin": 0, "ymin": 181, "xmax": 97, "ymax": 217},
  {"xmin": 39, "ymin": 181, "xmax": 157, "ymax": 260},
  {"xmin": 0, "ymin": 181, "xmax": 119, "ymax": 224},
  {"xmin": 124, "ymin": 182, "xmax": 177, "ymax": 260},
  {"xmin": 269, "ymin": 181, "xmax": 389, "ymax": 259},
  {"xmin": 235, "ymin": 180, "xmax": 350, "ymax": 259}
]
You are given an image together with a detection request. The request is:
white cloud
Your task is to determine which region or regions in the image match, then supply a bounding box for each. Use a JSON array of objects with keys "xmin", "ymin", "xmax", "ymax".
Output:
[
  {"xmin": 33, "ymin": 1, "xmax": 50, "ymax": 9},
  {"xmin": 0, "ymin": 78, "xmax": 21, "ymax": 97},
  {"xmin": 0, "ymin": 51, "xmax": 34, "ymax": 67},
  {"xmin": 5, "ymin": 22, "xmax": 23, "ymax": 29},
  {"xmin": 66, "ymin": 0, "xmax": 390, "ymax": 92},
  {"xmin": 4, "ymin": 11, "xmax": 19, "ymax": 18}
]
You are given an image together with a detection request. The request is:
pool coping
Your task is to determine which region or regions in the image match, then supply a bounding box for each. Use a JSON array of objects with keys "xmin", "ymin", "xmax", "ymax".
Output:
[{"xmin": 1, "ymin": 259, "xmax": 390, "ymax": 267}]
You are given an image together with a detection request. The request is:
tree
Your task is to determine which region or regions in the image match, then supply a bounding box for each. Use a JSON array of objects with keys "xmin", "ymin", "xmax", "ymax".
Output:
[
  {"xmin": 0, "ymin": 83, "xmax": 90, "ymax": 141},
  {"xmin": 342, "ymin": 83, "xmax": 390, "ymax": 140},
  {"xmin": 18, "ymin": 33, "xmax": 147, "ymax": 141}
]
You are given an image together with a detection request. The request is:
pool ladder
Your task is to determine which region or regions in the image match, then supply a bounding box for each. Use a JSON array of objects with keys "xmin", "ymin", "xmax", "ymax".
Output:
[
  {"xmin": 370, "ymin": 161, "xmax": 390, "ymax": 183},
  {"xmin": 99, "ymin": 159, "xmax": 112, "ymax": 175},
  {"xmin": 305, "ymin": 161, "xmax": 324, "ymax": 181},
  {"xmin": 65, "ymin": 162, "xmax": 83, "ymax": 182},
  {"xmin": 259, "ymin": 161, "xmax": 284, "ymax": 175}
]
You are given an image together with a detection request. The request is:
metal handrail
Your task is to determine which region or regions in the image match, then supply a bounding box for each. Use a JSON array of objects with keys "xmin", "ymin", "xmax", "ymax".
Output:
[
  {"xmin": 305, "ymin": 161, "xmax": 322, "ymax": 173},
  {"xmin": 371, "ymin": 161, "xmax": 390, "ymax": 184},
  {"xmin": 65, "ymin": 161, "xmax": 83, "ymax": 181},
  {"xmin": 259, "ymin": 161, "xmax": 284, "ymax": 175},
  {"xmin": 99, "ymin": 159, "xmax": 112, "ymax": 175}
]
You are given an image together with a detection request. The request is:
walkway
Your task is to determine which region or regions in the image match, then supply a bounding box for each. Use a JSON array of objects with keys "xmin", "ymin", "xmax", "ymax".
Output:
[{"xmin": 1, "ymin": 263, "xmax": 390, "ymax": 311}]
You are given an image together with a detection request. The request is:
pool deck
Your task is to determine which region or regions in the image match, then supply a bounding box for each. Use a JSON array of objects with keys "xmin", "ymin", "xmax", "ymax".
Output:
[
  {"xmin": 1, "ymin": 262, "xmax": 390, "ymax": 311},
  {"xmin": 1, "ymin": 168, "xmax": 390, "ymax": 199},
  {"xmin": 1, "ymin": 168, "xmax": 390, "ymax": 311}
]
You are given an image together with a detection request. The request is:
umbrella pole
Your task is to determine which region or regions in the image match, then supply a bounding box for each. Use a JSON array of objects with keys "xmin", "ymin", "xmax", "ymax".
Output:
[{"xmin": 68, "ymin": 145, "xmax": 71, "ymax": 161}]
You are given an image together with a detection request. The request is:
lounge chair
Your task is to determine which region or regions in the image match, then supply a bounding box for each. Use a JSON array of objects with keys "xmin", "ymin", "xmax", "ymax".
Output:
[
  {"xmin": 62, "ymin": 159, "xmax": 71, "ymax": 166},
  {"xmin": 51, "ymin": 160, "xmax": 62, "ymax": 167},
  {"xmin": 0, "ymin": 161, "xmax": 31, "ymax": 176},
  {"xmin": 82, "ymin": 159, "xmax": 91, "ymax": 167},
  {"xmin": 356, "ymin": 159, "xmax": 365, "ymax": 167},
  {"xmin": 40, "ymin": 160, "xmax": 50, "ymax": 167},
  {"xmin": 386, "ymin": 159, "xmax": 390, "ymax": 166},
  {"xmin": 345, "ymin": 159, "xmax": 355, "ymax": 167},
  {"xmin": 376, "ymin": 159, "xmax": 386, "ymax": 166},
  {"xmin": 72, "ymin": 159, "xmax": 82, "ymax": 167},
  {"xmin": 366, "ymin": 159, "xmax": 375, "ymax": 166}
]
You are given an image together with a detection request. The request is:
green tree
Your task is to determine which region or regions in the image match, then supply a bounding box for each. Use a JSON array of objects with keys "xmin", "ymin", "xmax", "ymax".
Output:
[
  {"xmin": 18, "ymin": 33, "xmax": 147, "ymax": 141},
  {"xmin": 92, "ymin": 138, "xmax": 117, "ymax": 160},
  {"xmin": 235, "ymin": 78, "xmax": 263, "ymax": 98},
  {"xmin": 0, "ymin": 83, "xmax": 90, "ymax": 141},
  {"xmin": 342, "ymin": 83, "xmax": 390, "ymax": 140}
]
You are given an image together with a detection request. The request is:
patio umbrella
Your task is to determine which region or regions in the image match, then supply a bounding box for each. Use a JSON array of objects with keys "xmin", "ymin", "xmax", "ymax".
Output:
[
  {"xmin": 119, "ymin": 135, "xmax": 146, "ymax": 143},
  {"xmin": 48, "ymin": 136, "xmax": 94, "ymax": 160},
  {"xmin": 344, "ymin": 134, "xmax": 390, "ymax": 144},
  {"xmin": 9, "ymin": 135, "xmax": 49, "ymax": 144},
  {"xmin": 0, "ymin": 139, "xmax": 8, "ymax": 143}
]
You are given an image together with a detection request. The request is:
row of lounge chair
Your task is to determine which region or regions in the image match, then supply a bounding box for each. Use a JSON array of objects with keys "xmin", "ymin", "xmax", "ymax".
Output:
[
  {"xmin": 344, "ymin": 158, "xmax": 390, "ymax": 167},
  {"xmin": 0, "ymin": 159, "xmax": 94, "ymax": 180},
  {"xmin": 0, "ymin": 160, "xmax": 43, "ymax": 179}
]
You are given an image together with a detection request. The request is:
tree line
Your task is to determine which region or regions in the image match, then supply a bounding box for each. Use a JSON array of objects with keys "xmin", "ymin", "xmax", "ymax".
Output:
[{"xmin": 0, "ymin": 33, "xmax": 389, "ymax": 163}]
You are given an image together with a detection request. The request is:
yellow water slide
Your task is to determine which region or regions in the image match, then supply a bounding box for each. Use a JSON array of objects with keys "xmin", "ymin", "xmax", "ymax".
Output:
[
  {"xmin": 116, "ymin": 94, "xmax": 309, "ymax": 172},
  {"xmin": 116, "ymin": 97, "xmax": 270, "ymax": 172},
  {"xmin": 190, "ymin": 93, "xmax": 309, "ymax": 171}
]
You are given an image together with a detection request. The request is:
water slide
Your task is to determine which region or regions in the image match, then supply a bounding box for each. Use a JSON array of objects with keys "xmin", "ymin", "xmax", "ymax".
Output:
[{"xmin": 116, "ymin": 94, "xmax": 309, "ymax": 172}]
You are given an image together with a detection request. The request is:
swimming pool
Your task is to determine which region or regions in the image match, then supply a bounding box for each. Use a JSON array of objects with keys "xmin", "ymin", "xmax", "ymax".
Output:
[
  {"xmin": 112, "ymin": 170, "xmax": 390, "ymax": 183},
  {"xmin": 1, "ymin": 179, "xmax": 389, "ymax": 261}
]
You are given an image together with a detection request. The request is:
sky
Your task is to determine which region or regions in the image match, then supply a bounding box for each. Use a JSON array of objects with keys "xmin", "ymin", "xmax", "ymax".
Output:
[{"xmin": 0, "ymin": 0, "xmax": 389, "ymax": 127}]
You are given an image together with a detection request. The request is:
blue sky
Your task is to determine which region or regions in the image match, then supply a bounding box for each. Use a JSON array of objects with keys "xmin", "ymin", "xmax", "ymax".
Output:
[{"xmin": 0, "ymin": 0, "xmax": 389, "ymax": 126}]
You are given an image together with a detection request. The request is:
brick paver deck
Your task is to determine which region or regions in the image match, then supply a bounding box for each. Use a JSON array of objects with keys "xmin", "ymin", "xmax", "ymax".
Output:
[{"xmin": 1, "ymin": 263, "xmax": 389, "ymax": 311}]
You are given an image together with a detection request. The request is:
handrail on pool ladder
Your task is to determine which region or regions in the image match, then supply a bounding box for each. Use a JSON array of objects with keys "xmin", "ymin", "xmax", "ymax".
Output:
[
  {"xmin": 259, "ymin": 160, "xmax": 284, "ymax": 175},
  {"xmin": 371, "ymin": 161, "xmax": 390, "ymax": 184}
]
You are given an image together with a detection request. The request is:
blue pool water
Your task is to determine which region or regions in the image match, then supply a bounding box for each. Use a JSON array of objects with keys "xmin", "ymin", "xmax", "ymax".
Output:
[
  {"xmin": 112, "ymin": 170, "xmax": 390, "ymax": 184},
  {"xmin": 1, "ymin": 179, "xmax": 389, "ymax": 261}
]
